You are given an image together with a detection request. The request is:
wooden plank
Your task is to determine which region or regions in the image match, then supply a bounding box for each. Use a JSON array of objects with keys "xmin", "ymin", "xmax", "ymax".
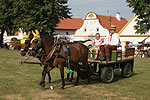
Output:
[
  {"xmin": 88, "ymin": 59, "xmax": 117, "ymax": 64},
  {"xmin": 122, "ymin": 58, "xmax": 134, "ymax": 62},
  {"xmin": 88, "ymin": 57, "xmax": 134, "ymax": 64}
]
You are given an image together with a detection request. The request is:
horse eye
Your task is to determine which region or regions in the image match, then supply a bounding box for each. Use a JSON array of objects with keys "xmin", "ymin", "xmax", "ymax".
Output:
[
  {"xmin": 34, "ymin": 40, "xmax": 38, "ymax": 43},
  {"xmin": 25, "ymin": 40, "xmax": 29, "ymax": 44}
]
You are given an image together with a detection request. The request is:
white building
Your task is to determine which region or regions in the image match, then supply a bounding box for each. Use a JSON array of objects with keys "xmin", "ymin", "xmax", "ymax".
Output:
[
  {"xmin": 119, "ymin": 15, "xmax": 150, "ymax": 51},
  {"xmin": 55, "ymin": 18, "xmax": 83, "ymax": 41},
  {"xmin": 73, "ymin": 12, "xmax": 128, "ymax": 41}
]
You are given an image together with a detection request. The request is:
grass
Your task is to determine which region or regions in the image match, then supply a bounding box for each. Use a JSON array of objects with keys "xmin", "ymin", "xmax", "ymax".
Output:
[{"xmin": 0, "ymin": 48, "xmax": 150, "ymax": 100}]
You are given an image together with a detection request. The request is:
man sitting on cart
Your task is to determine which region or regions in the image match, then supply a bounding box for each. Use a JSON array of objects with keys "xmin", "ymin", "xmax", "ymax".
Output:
[
  {"xmin": 89, "ymin": 33, "xmax": 103, "ymax": 60},
  {"xmin": 101, "ymin": 25, "xmax": 120, "ymax": 61}
]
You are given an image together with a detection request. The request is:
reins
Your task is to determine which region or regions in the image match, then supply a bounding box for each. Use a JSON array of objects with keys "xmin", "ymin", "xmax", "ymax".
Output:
[{"xmin": 41, "ymin": 39, "xmax": 59, "ymax": 63}]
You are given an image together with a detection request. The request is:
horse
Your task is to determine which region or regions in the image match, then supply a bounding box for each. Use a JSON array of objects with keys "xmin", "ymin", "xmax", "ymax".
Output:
[
  {"xmin": 28, "ymin": 34, "xmax": 92, "ymax": 89},
  {"xmin": 20, "ymin": 32, "xmax": 32, "ymax": 56},
  {"xmin": 20, "ymin": 32, "xmax": 52, "ymax": 84}
]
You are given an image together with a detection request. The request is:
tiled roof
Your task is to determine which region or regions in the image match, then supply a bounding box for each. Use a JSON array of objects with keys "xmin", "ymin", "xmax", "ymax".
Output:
[
  {"xmin": 96, "ymin": 14, "xmax": 128, "ymax": 33},
  {"xmin": 55, "ymin": 18, "xmax": 83, "ymax": 30},
  {"xmin": 55, "ymin": 13, "xmax": 128, "ymax": 33}
]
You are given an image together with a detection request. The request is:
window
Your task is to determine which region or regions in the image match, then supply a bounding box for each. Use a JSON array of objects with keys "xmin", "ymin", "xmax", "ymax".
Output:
[
  {"xmin": 66, "ymin": 32, "xmax": 69, "ymax": 35},
  {"xmin": 84, "ymin": 28, "xmax": 87, "ymax": 32},
  {"xmin": 96, "ymin": 28, "xmax": 99, "ymax": 32}
]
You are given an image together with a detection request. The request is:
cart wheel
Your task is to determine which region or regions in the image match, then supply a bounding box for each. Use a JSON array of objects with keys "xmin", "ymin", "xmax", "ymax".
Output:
[
  {"xmin": 89, "ymin": 62, "xmax": 97, "ymax": 73},
  {"xmin": 121, "ymin": 63, "xmax": 132, "ymax": 78},
  {"xmin": 101, "ymin": 67, "xmax": 114, "ymax": 83}
]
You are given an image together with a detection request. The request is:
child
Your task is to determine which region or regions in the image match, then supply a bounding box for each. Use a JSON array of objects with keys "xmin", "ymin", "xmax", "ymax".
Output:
[{"xmin": 89, "ymin": 33, "xmax": 102, "ymax": 60}]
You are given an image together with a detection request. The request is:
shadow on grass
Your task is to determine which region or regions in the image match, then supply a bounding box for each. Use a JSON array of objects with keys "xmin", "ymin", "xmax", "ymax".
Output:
[
  {"xmin": 40, "ymin": 71, "xmax": 142, "ymax": 90},
  {"xmin": 113, "ymin": 71, "xmax": 140, "ymax": 82}
]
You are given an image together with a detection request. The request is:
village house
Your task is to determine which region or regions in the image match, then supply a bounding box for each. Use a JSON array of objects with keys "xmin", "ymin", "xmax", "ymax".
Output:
[
  {"xmin": 118, "ymin": 15, "xmax": 150, "ymax": 51},
  {"xmin": 3, "ymin": 12, "xmax": 150, "ymax": 51},
  {"xmin": 73, "ymin": 12, "xmax": 127, "ymax": 41},
  {"xmin": 55, "ymin": 12, "xmax": 128, "ymax": 42}
]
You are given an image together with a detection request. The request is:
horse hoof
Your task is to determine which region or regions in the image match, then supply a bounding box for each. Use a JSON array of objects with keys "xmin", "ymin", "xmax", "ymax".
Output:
[
  {"xmin": 39, "ymin": 82, "xmax": 41, "ymax": 85},
  {"xmin": 48, "ymin": 81, "xmax": 51, "ymax": 84},
  {"xmin": 60, "ymin": 87, "xmax": 64, "ymax": 90},
  {"xmin": 39, "ymin": 83, "xmax": 45, "ymax": 89},
  {"xmin": 68, "ymin": 79, "xmax": 73, "ymax": 82},
  {"xmin": 41, "ymin": 86, "xmax": 45, "ymax": 90},
  {"xmin": 74, "ymin": 83, "xmax": 78, "ymax": 86}
]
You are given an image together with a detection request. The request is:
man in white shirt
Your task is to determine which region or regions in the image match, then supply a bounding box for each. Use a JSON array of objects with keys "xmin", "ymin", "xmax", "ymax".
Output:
[{"xmin": 101, "ymin": 25, "xmax": 120, "ymax": 61}]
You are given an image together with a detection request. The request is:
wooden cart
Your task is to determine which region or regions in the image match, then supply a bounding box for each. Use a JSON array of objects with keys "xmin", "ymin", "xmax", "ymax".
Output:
[{"xmin": 88, "ymin": 47, "xmax": 135, "ymax": 83}]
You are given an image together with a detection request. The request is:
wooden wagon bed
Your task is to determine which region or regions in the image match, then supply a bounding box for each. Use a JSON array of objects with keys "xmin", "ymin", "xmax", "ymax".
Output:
[{"xmin": 88, "ymin": 57, "xmax": 134, "ymax": 65}]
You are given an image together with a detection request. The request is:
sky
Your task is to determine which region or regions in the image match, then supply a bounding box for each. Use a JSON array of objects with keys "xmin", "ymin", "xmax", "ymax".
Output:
[{"xmin": 67, "ymin": 0, "xmax": 134, "ymax": 21}]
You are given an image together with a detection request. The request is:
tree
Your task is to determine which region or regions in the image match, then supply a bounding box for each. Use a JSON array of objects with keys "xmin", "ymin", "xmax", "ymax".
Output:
[
  {"xmin": 0, "ymin": 0, "xmax": 71, "ymax": 47},
  {"xmin": 0, "ymin": 0, "xmax": 17, "ymax": 47},
  {"xmin": 127, "ymin": 0, "xmax": 150, "ymax": 34},
  {"xmin": 15, "ymin": 0, "xmax": 72, "ymax": 35}
]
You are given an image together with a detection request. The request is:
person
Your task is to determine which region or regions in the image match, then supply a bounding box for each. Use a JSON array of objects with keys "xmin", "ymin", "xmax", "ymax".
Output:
[
  {"xmin": 89, "ymin": 33, "xmax": 102, "ymax": 60},
  {"xmin": 101, "ymin": 25, "xmax": 120, "ymax": 61},
  {"xmin": 65, "ymin": 32, "xmax": 70, "ymax": 41}
]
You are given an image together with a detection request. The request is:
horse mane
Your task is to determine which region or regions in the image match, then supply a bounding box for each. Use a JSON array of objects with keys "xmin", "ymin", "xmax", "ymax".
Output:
[{"xmin": 41, "ymin": 34, "xmax": 54, "ymax": 43}]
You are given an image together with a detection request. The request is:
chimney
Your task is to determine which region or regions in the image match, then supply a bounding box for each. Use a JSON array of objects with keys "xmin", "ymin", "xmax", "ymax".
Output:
[{"xmin": 116, "ymin": 12, "xmax": 121, "ymax": 21}]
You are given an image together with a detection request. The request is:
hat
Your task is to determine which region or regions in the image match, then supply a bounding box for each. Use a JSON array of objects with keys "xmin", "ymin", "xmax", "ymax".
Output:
[{"xmin": 110, "ymin": 25, "xmax": 116, "ymax": 30}]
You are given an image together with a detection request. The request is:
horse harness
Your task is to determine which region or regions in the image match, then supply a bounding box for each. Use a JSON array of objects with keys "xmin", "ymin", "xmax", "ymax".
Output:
[
  {"xmin": 43, "ymin": 41, "xmax": 72, "ymax": 70},
  {"xmin": 44, "ymin": 42, "xmax": 81, "ymax": 69}
]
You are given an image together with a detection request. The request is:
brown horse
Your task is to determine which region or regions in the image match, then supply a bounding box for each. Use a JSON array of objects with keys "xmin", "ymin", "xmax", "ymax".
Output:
[
  {"xmin": 28, "ymin": 34, "xmax": 92, "ymax": 89},
  {"xmin": 20, "ymin": 39, "xmax": 30, "ymax": 56},
  {"xmin": 20, "ymin": 32, "xmax": 52, "ymax": 84},
  {"xmin": 20, "ymin": 32, "xmax": 31, "ymax": 56}
]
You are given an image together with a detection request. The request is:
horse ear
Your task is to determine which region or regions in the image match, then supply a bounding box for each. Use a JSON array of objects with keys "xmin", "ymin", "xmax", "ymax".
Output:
[
  {"xmin": 32, "ymin": 30, "xmax": 36, "ymax": 36},
  {"xmin": 35, "ymin": 30, "xmax": 40, "ymax": 37}
]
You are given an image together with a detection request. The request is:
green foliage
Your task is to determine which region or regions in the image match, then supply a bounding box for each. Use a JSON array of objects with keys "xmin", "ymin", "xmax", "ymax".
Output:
[
  {"xmin": 0, "ymin": 0, "xmax": 17, "ymax": 34},
  {"xmin": 0, "ymin": 0, "xmax": 71, "ymax": 47},
  {"xmin": 14, "ymin": 0, "xmax": 72, "ymax": 34},
  {"xmin": 127, "ymin": 0, "xmax": 150, "ymax": 34},
  {"xmin": 0, "ymin": 0, "xmax": 71, "ymax": 35}
]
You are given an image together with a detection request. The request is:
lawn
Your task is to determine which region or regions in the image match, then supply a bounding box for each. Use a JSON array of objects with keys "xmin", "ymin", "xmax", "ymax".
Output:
[{"xmin": 0, "ymin": 48, "xmax": 150, "ymax": 100}]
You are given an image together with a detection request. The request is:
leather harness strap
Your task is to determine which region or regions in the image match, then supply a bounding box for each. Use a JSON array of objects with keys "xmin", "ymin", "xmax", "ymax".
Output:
[{"xmin": 43, "ymin": 42, "xmax": 83, "ymax": 71}]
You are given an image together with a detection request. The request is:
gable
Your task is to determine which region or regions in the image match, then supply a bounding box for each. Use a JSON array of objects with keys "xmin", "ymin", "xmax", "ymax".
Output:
[{"xmin": 119, "ymin": 15, "xmax": 150, "ymax": 36}]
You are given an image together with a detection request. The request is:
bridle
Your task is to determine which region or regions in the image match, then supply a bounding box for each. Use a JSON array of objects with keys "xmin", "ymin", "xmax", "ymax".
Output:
[
  {"xmin": 20, "ymin": 39, "xmax": 31, "ymax": 52},
  {"xmin": 29, "ymin": 37, "xmax": 42, "ymax": 52}
]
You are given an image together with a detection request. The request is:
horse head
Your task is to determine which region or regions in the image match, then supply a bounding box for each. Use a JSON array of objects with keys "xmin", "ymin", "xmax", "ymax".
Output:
[
  {"xmin": 28, "ymin": 30, "xmax": 42, "ymax": 57},
  {"xmin": 20, "ymin": 32, "xmax": 31, "ymax": 56}
]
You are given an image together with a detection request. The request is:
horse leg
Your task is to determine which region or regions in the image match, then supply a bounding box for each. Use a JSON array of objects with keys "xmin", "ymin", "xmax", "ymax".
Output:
[
  {"xmin": 39, "ymin": 69, "xmax": 47, "ymax": 89},
  {"xmin": 70, "ymin": 71, "xmax": 74, "ymax": 82},
  {"xmin": 67, "ymin": 68, "xmax": 74, "ymax": 82},
  {"xmin": 47, "ymin": 71, "xmax": 51, "ymax": 84},
  {"xmin": 82, "ymin": 60, "xmax": 91, "ymax": 84},
  {"xmin": 71, "ymin": 66, "xmax": 79, "ymax": 86},
  {"xmin": 74, "ymin": 71, "xmax": 79, "ymax": 86},
  {"xmin": 67, "ymin": 73, "xmax": 70, "ymax": 81},
  {"xmin": 59, "ymin": 65, "xmax": 65, "ymax": 89}
]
